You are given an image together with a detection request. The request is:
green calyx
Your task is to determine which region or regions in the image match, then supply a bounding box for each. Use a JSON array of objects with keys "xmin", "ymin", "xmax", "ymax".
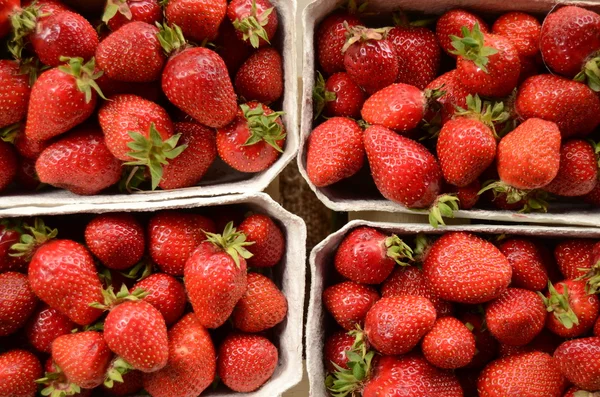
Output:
[
  {"xmin": 10, "ymin": 218, "xmax": 58, "ymax": 261},
  {"xmin": 58, "ymin": 57, "xmax": 107, "ymax": 103},
  {"xmin": 157, "ymin": 22, "xmax": 187, "ymax": 56},
  {"xmin": 413, "ymin": 233, "xmax": 431, "ymax": 262},
  {"xmin": 204, "ymin": 221, "xmax": 254, "ymax": 268},
  {"xmin": 9, "ymin": 4, "xmax": 42, "ymax": 60},
  {"xmin": 19, "ymin": 57, "xmax": 44, "ymax": 87},
  {"xmin": 454, "ymin": 94, "xmax": 510, "ymax": 137},
  {"xmin": 241, "ymin": 103, "xmax": 286, "ymax": 152},
  {"xmin": 478, "ymin": 180, "xmax": 550, "ymax": 213},
  {"xmin": 232, "ymin": 0, "xmax": 274, "ymax": 48},
  {"xmin": 89, "ymin": 284, "xmax": 148, "ymax": 311},
  {"xmin": 575, "ymin": 55, "xmax": 600, "ymax": 92},
  {"xmin": 0, "ymin": 123, "xmax": 21, "ymax": 144},
  {"xmin": 339, "ymin": 0, "xmax": 368, "ymax": 14},
  {"xmin": 121, "ymin": 259, "xmax": 154, "ymax": 281},
  {"xmin": 119, "ymin": 165, "xmax": 148, "ymax": 193},
  {"xmin": 392, "ymin": 11, "xmax": 435, "ymax": 28},
  {"xmin": 449, "ymin": 23, "xmax": 498, "ymax": 73},
  {"xmin": 384, "ymin": 234, "xmax": 414, "ymax": 265},
  {"xmin": 102, "ymin": 0, "xmax": 132, "ymax": 24},
  {"xmin": 428, "ymin": 194, "xmax": 460, "ymax": 228},
  {"xmin": 577, "ymin": 254, "xmax": 600, "ymax": 295},
  {"xmin": 104, "ymin": 358, "xmax": 134, "ymax": 388},
  {"xmin": 37, "ymin": 366, "xmax": 82, "ymax": 397},
  {"xmin": 342, "ymin": 22, "xmax": 391, "ymax": 53},
  {"xmin": 538, "ymin": 281, "xmax": 579, "ymax": 329},
  {"xmin": 313, "ymin": 71, "xmax": 337, "ymax": 120},
  {"xmin": 124, "ymin": 123, "xmax": 188, "ymax": 191},
  {"xmin": 590, "ymin": 140, "xmax": 600, "ymax": 170}
]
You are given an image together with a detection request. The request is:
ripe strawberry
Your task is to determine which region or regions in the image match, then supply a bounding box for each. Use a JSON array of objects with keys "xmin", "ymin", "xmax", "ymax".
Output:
[
  {"xmin": 103, "ymin": 300, "xmax": 168, "ymax": 372},
  {"xmin": 334, "ymin": 227, "xmax": 413, "ymax": 284},
  {"xmin": 102, "ymin": 0, "xmax": 162, "ymax": 32},
  {"xmin": 25, "ymin": 305, "xmax": 74, "ymax": 353},
  {"xmin": 235, "ymin": 47, "xmax": 282, "ymax": 104},
  {"xmin": 227, "ymin": 0, "xmax": 277, "ymax": 48},
  {"xmin": 0, "ymin": 140, "xmax": 17, "ymax": 192},
  {"xmin": 0, "ymin": 60, "xmax": 30, "ymax": 128},
  {"xmin": 361, "ymin": 83, "xmax": 428, "ymax": 132},
  {"xmin": 423, "ymin": 232, "xmax": 512, "ymax": 304},
  {"xmin": 103, "ymin": 368, "xmax": 143, "ymax": 396},
  {"xmin": 148, "ymin": 211, "xmax": 216, "ymax": 276},
  {"xmin": 498, "ymin": 328, "xmax": 563, "ymax": 358},
  {"xmin": 28, "ymin": 239, "xmax": 104, "ymax": 326},
  {"xmin": 21, "ymin": 0, "xmax": 71, "ymax": 15},
  {"xmin": 51, "ymin": 331, "xmax": 112, "ymax": 388},
  {"xmin": 238, "ymin": 214, "xmax": 284, "ymax": 267},
  {"xmin": 422, "ymin": 317, "xmax": 475, "ymax": 369},
  {"xmin": 216, "ymin": 102, "xmax": 285, "ymax": 173},
  {"xmin": 184, "ymin": 222, "xmax": 250, "ymax": 328},
  {"xmin": 143, "ymin": 313, "xmax": 216, "ymax": 397},
  {"xmin": 546, "ymin": 140, "xmax": 598, "ymax": 197},
  {"xmin": 165, "ymin": 0, "xmax": 225, "ymax": 43},
  {"xmin": 425, "ymin": 70, "xmax": 471, "ymax": 125},
  {"xmin": 10, "ymin": 124, "xmax": 50, "ymax": 160},
  {"xmin": 35, "ymin": 127, "xmax": 122, "ymax": 195},
  {"xmin": 217, "ymin": 333, "xmax": 277, "ymax": 392},
  {"xmin": 459, "ymin": 311, "xmax": 498, "ymax": 368},
  {"xmin": 436, "ymin": 9, "xmax": 489, "ymax": 56},
  {"xmin": 477, "ymin": 352, "xmax": 565, "ymax": 397},
  {"xmin": 0, "ymin": 222, "xmax": 26, "ymax": 272},
  {"xmin": 0, "ymin": 350, "xmax": 42, "ymax": 397},
  {"xmin": 555, "ymin": 337, "xmax": 600, "ymax": 391},
  {"xmin": 323, "ymin": 281, "xmax": 379, "ymax": 331},
  {"xmin": 541, "ymin": 280, "xmax": 600, "ymax": 338},
  {"xmin": 314, "ymin": 72, "xmax": 365, "ymax": 119},
  {"xmin": 492, "ymin": 12, "xmax": 541, "ymax": 59},
  {"xmin": 364, "ymin": 125, "xmax": 441, "ymax": 208},
  {"xmin": 316, "ymin": 13, "xmax": 362, "ymax": 75},
  {"xmin": 306, "ymin": 117, "xmax": 364, "ymax": 187},
  {"xmin": 515, "ymin": 75, "xmax": 600, "ymax": 138},
  {"xmin": 132, "ymin": 273, "xmax": 186, "ymax": 326},
  {"xmin": 95, "ymin": 22, "xmax": 165, "ymax": 83},
  {"xmin": 324, "ymin": 331, "xmax": 354, "ymax": 372},
  {"xmin": 0, "ymin": 272, "xmax": 37, "ymax": 336},
  {"xmin": 215, "ymin": 19, "xmax": 252, "ymax": 75},
  {"xmin": 498, "ymin": 238, "xmax": 550, "ymax": 291},
  {"xmin": 555, "ymin": 239, "xmax": 596, "ymax": 279},
  {"xmin": 38, "ymin": 358, "xmax": 92, "ymax": 397},
  {"xmin": 232, "ymin": 272, "xmax": 287, "ymax": 332},
  {"xmin": 449, "ymin": 180, "xmax": 480, "ymax": 209},
  {"xmin": 0, "ymin": 0, "xmax": 20, "ymax": 39}
]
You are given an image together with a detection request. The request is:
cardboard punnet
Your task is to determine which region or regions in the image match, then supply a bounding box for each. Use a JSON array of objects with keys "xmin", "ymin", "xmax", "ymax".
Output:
[
  {"xmin": 0, "ymin": 192, "xmax": 306, "ymax": 397},
  {"xmin": 306, "ymin": 219, "xmax": 600, "ymax": 397},
  {"xmin": 0, "ymin": 0, "xmax": 298, "ymax": 209},
  {"xmin": 298, "ymin": 0, "xmax": 600, "ymax": 227}
]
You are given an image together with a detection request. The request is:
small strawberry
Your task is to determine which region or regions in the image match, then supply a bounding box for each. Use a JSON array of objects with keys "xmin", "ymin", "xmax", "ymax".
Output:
[
  {"xmin": 143, "ymin": 313, "xmax": 216, "ymax": 397},
  {"xmin": 498, "ymin": 238, "xmax": 550, "ymax": 291},
  {"xmin": 492, "ymin": 12, "xmax": 541, "ymax": 59},
  {"xmin": 102, "ymin": 0, "xmax": 162, "ymax": 32},
  {"xmin": 459, "ymin": 311, "xmax": 498, "ymax": 369},
  {"xmin": 215, "ymin": 19, "xmax": 252, "ymax": 75},
  {"xmin": 0, "ymin": 272, "xmax": 37, "ymax": 336},
  {"xmin": 0, "ymin": 350, "xmax": 42, "ymax": 397},
  {"xmin": 227, "ymin": 0, "xmax": 277, "ymax": 48},
  {"xmin": 232, "ymin": 272, "xmax": 287, "ymax": 332},
  {"xmin": 238, "ymin": 213, "xmax": 284, "ymax": 268},
  {"xmin": 216, "ymin": 102, "xmax": 285, "ymax": 173},
  {"xmin": 545, "ymin": 140, "xmax": 598, "ymax": 197},
  {"xmin": 0, "ymin": 221, "xmax": 26, "ymax": 272},
  {"xmin": 132, "ymin": 273, "xmax": 186, "ymax": 326},
  {"xmin": 316, "ymin": 12, "xmax": 362, "ymax": 75},
  {"xmin": 422, "ymin": 317, "xmax": 475, "ymax": 369},
  {"xmin": 0, "ymin": 60, "xmax": 30, "ymax": 128},
  {"xmin": 323, "ymin": 281, "xmax": 379, "ymax": 331},
  {"xmin": 436, "ymin": 9, "xmax": 489, "ymax": 56},
  {"xmin": 217, "ymin": 333, "xmax": 278, "ymax": 392},
  {"xmin": 450, "ymin": 180, "xmax": 481, "ymax": 209},
  {"xmin": 103, "ymin": 367, "xmax": 143, "ymax": 396},
  {"xmin": 313, "ymin": 72, "xmax": 365, "ymax": 119},
  {"xmin": 235, "ymin": 46, "xmax": 282, "ymax": 104},
  {"xmin": 0, "ymin": 140, "xmax": 17, "ymax": 192},
  {"xmin": 555, "ymin": 239, "xmax": 596, "ymax": 279},
  {"xmin": 324, "ymin": 330, "xmax": 355, "ymax": 373},
  {"xmin": 25, "ymin": 304, "xmax": 74, "ymax": 353},
  {"xmin": 424, "ymin": 70, "xmax": 471, "ymax": 125},
  {"xmin": 554, "ymin": 337, "xmax": 600, "ymax": 391},
  {"xmin": 306, "ymin": 117, "xmax": 364, "ymax": 187}
]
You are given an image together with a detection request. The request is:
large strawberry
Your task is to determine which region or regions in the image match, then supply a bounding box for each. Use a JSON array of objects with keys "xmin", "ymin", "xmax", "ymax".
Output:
[
  {"xmin": 0, "ymin": 272, "xmax": 37, "ymax": 336},
  {"xmin": 555, "ymin": 337, "xmax": 600, "ymax": 391},
  {"xmin": 436, "ymin": 8, "xmax": 489, "ymax": 56},
  {"xmin": 323, "ymin": 281, "xmax": 379, "ymax": 331},
  {"xmin": 232, "ymin": 272, "xmax": 287, "ymax": 332},
  {"xmin": 102, "ymin": 0, "xmax": 162, "ymax": 32},
  {"xmin": 227, "ymin": 0, "xmax": 277, "ymax": 48},
  {"xmin": 132, "ymin": 273, "xmax": 186, "ymax": 326},
  {"xmin": 25, "ymin": 304, "xmax": 74, "ymax": 353},
  {"xmin": 422, "ymin": 317, "xmax": 475, "ymax": 369},
  {"xmin": 0, "ymin": 140, "xmax": 17, "ymax": 192},
  {"xmin": 0, "ymin": 350, "xmax": 42, "ymax": 397},
  {"xmin": 545, "ymin": 140, "xmax": 599, "ymax": 196},
  {"xmin": 165, "ymin": 0, "xmax": 225, "ymax": 43},
  {"xmin": 498, "ymin": 238, "xmax": 550, "ymax": 291},
  {"xmin": 238, "ymin": 213, "xmax": 284, "ymax": 268},
  {"xmin": 143, "ymin": 313, "xmax": 216, "ymax": 397},
  {"xmin": 313, "ymin": 72, "xmax": 365, "ymax": 119},
  {"xmin": 492, "ymin": 12, "xmax": 541, "ymax": 59},
  {"xmin": 0, "ymin": 60, "xmax": 30, "ymax": 128},
  {"xmin": 235, "ymin": 47, "xmax": 282, "ymax": 104},
  {"xmin": 316, "ymin": 12, "xmax": 362, "ymax": 75}
]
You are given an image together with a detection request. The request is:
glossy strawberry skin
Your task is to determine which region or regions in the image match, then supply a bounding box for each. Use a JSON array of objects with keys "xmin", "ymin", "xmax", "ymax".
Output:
[
  {"xmin": 238, "ymin": 214, "xmax": 284, "ymax": 268},
  {"xmin": 232, "ymin": 272, "xmax": 287, "ymax": 332},
  {"xmin": 215, "ymin": 19, "xmax": 252, "ymax": 75},
  {"xmin": 425, "ymin": 70, "xmax": 471, "ymax": 125},
  {"xmin": 322, "ymin": 72, "xmax": 365, "ymax": 119},
  {"xmin": 422, "ymin": 317, "xmax": 476, "ymax": 369},
  {"xmin": 22, "ymin": 0, "xmax": 71, "ymax": 15},
  {"xmin": 0, "ymin": 272, "xmax": 38, "ymax": 336},
  {"xmin": 492, "ymin": 12, "xmax": 541, "ymax": 58},
  {"xmin": 0, "ymin": 350, "xmax": 42, "ymax": 397},
  {"xmin": 132, "ymin": 273, "xmax": 187, "ymax": 326},
  {"xmin": 545, "ymin": 280, "xmax": 599, "ymax": 338},
  {"xmin": 323, "ymin": 281, "xmax": 379, "ymax": 331},
  {"xmin": 451, "ymin": 180, "xmax": 480, "ymax": 210},
  {"xmin": 361, "ymin": 83, "xmax": 425, "ymax": 132},
  {"xmin": 25, "ymin": 305, "xmax": 74, "ymax": 353},
  {"xmin": 165, "ymin": 0, "xmax": 225, "ymax": 42},
  {"xmin": 235, "ymin": 47, "xmax": 283, "ymax": 104},
  {"xmin": 227, "ymin": 0, "xmax": 277, "ymax": 48},
  {"xmin": 436, "ymin": 9, "xmax": 489, "ymax": 56},
  {"xmin": 389, "ymin": 25, "xmax": 440, "ymax": 90},
  {"xmin": 324, "ymin": 331, "xmax": 353, "ymax": 372},
  {"xmin": 316, "ymin": 13, "xmax": 362, "ymax": 75},
  {"xmin": 0, "ymin": 224, "xmax": 26, "ymax": 272},
  {"xmin": 498, "ymin": 238, "xmax": 550, "ymax": 291},
  {"xmin": 555, "ymin": 239, "xmax": 596, "ymax": 279},
  {"xmin": 0, "ymin": 141, "xmax": 17, "ymax": 193},
  {"xmin": 105, "ymin": 0, "xmax": 162, "ymax": 31},
  {"xmin": 545, "ymin": 140, "xmax": 598, "ymax": 197},
  {"xmin": 344, "ymin": 37, "xmax": 399, "ymax": 95},
  {"xmin": 555, "ymin": 337, "xmax": 600, "ymax": 391},
  {"xmin": 0, "ymin": 60, "xmax": 30, "ymax": 128}
]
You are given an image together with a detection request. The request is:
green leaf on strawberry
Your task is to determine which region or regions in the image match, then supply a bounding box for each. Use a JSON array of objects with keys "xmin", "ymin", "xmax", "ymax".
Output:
[
  {"xmin": 428, "ymin": 194, "xmax": 460, "ymax": 228},
  {"xmin": 10, "ymin": 218, "xmax": 57, "ymax": 261},
  {"xmin": 538, "ymin": 281, "xmax": 579, "ymax": 329},
  {"xmin": 313, "ymin": 71, "xmax": 337, "ymax": 120},
  {"xmin": 450, "ymin": 23, "xmax": 498, "ymax": 73},
  {"xmin": 232, "ymin": 0, "xmax": 274, "ymax": 48},
  {"xmin": 241, "ymin": 103, "xmax": 286, "ymax": 152},
  {"xmin": 58, "ymin": 57, "xmax": 107, "ymax": 103},
  {"xmin": 102, "ymin": 0, "xmax": 133, "ymax": 24},
  {"xmin": 204, "ymin": 222, "xmax": 254, "ymax": 268}
]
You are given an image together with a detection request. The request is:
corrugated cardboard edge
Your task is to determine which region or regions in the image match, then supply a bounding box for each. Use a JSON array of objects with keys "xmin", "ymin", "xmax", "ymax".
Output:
[
  {"xmin": 297, "ymin": 0, "xmax": 600, "ymax": 227},
  {"xmin": 306, "ymin": 219, "xmax": 600, "ymax": 397},
  {"xmin": 0, "ymin": 192, "xmax": 306, "ymax": 397}
]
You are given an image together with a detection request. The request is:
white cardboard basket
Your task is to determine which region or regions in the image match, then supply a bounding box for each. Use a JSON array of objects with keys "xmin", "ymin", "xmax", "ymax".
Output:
[
  {"xmin": 0, "ymin": 192, "xmax": 306, "ymax": 397},
  {"xmin": 298, "ymin": 0, "xmax": 600, "ymax": 227},
  {"xmin": 306, "ymin": 219, "xmax": 600, "ymax": 397}
]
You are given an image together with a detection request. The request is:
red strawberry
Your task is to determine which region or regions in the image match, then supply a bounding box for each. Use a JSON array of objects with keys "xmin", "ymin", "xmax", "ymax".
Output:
[
  {"xmin": 25, "ymin": 304, "xmax": 74, "ymax": 353},
  {"xmin": 227, "ymin": 0, "xmax": 277, "ymax": 48},
  {"xmin": 232, "ymin": 272, "xmax": 287, "ymax": 332},
  {"xmin": 102, "ymin": 0, "xmax": 162, "ymax": 32},
  {"xmin": 238, "ymin": 214, "xmax": 284, "ymax": 268},
  {"xmin": 148, "ymin": 211, "xmax": 216, "ymax": 276},
  {"xmin": 515, "ymin": 75, "xmax": 600, "ymax": 138},
  {"xmin": 39, "ymin": 359, "xmax": 92, "ymax": 397},
  {"xmin": 21, "ymin": 0, "xmax": 71, "ymax": 15},
  {"xmin": 0, "ymin": 272, "xmax": 37, "ymax": 336},
  {"xmin": 324, "ymin": 331, "xmax": 354, "ymax": 372},
  {"xmin": 450, "ymin": 180, "xmax": 481, "ymax": 209},
  {"xmin": 217, "ymin": 333, "xmax": 277, "ymax": 392},
  {"xmin": 436, "ymin": 9, "xmax": 489, "ymax": 56},
  {"xmin": 12, "ymin": 125, "xmax": 50, "ymax": 160},
  {"xmin": 0, "ymin": 350, "xmax": 42, "ymax": 397},
  {"xmin": 498, "ymin": 328, "xmax": 563, "ymax": 358},
  {"xmin": 51, "ymin": 331, "xmax": 112, "ymax": 388},
  {"xmin": 305, "ymin": 117, "xmax": 364, "ymax": 187},
  {"xmin": 555, "ymin": 337, "xmax": 600, "ymax": 391},
  {"xmin": 143, "ymin": 313, "xmax": 216, "ymax": 397},
  {"xmin": 477, "ymin": 352, "xmax": 565, "ymax": 397},
  {"xmin": 314, "ymin": 72, "xmax": 365, "ymax": 119},
  {"xmin": 492, "ymin": 12, "xmax": 541, "ymax": 59},
  {"xmin": 459, "ymin": 311, "xmax": 498, "ymax": 368},
  {"xmin": 132, "ymin": 273, "xmax": 186, "ymax": 326},
  {"xmin": 184, "ymin": 222, "xmax": 250, "ymax": 328},
  {"xmin": 103, "ymin": 368, "xmax": 143, "ymax": 396},
  {"xmin": 0, "ymin": 222, "xmax": 26, "ymax": 272},
  {"xmin": 0, "ymin": 0, "xmax": 20, "ymax": 39},
  {"xmin": 323, "ymin": 281, "xmax": 379, "ymax": 331},
  {"xmin": 215, "ymin": 19, "xmax": 252, "ymax": 75},
  {"xmin": 216, "ymin": 102, "xmax": 285, "ymax": 173},
  {"xmin": 498, "ymin": 238, "xmax": 550, "ymax": 291},
  {"xmin": 361, "ymin": 83, "xmax": 428, "ymax": 132},
  {"xmin": 316, "ymin": 13, "xmax": 362, "ymax": 75},
  {"xmin": 235, "ymin": 47, "xmax": 282, "ymax": 104},
  {"xmin": 0, "ymin": 60, "xmax": 30, "ymax": 128},
  {"xmin": 555, "ymin": 239, "xmax": 596, "ymax": 279},
  {"xmin": 0, "ymin": 140, "xmax": 17, "ymax": 192},
  {"xmin": 425, "ymin": 70, "xmax": 471, "ymax": 125},
  {"xmin": 103, "ymin": 300, "xmax": 168, "ymax": 372},
  {"xmin": 422, "ymin": 317, "xmax": 475, "ymax": 369},
  {"xmin": 546, "ymin": 140, "xmax": 598, "ymax": 197},
  {"xmin": 165, "ymin": 0, "xmax": 225, "ymax": 43},
  {"xmin": 364, "ymin": 125, "xmax": 442, "ymax": 208},
  {"xmin": 334, "ymin": 227, "xmax": 413, "ymax": 284},
  {"xmin": 36, "ymin": 127, "xmax": 122, "ymax": 195},
  {"xmin": 423, "ymin": 232, "xmax": 512, "ymax": 304}
]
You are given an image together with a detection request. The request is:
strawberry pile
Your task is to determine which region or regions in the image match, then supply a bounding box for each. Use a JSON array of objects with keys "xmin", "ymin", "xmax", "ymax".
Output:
[
  {"xmin": 322, "ymin": 226, "xmax": 600, "ymax": 396},
  {"xmin": 0, "ymin": 0, "xmax": 285, "ymax": 195},
  {"xmin": 0, "ymin": 208, "xmax": 288, "ymax": 396},
  {"xmin": 307, "ymin": 5, "xmax": 600, "ymax": 224}
]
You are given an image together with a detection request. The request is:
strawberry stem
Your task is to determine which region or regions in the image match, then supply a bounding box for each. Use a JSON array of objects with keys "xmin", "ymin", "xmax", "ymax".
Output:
[
  {"xmin": 157, "ymin": 22, "xmax": 187, "ymax": 56},
  {"xmin": 454, "ymin": 94, "xmax": 510, "ymax": 137},
  {"xmin": 0, "ymin": 123, "xmax": 21, "ymax": 144},
  {"xmin": 58, "ymin": 57, "xmax": 107, "ymax": 102},
  {"xmin": 37, "ymin": 365, "xmax": 82, "ymax": 397},
  {"xmin": 449, "ymin": 23, "xmax": 498, "ymax": 73},
  {"xmin": 384, "ymin": 234, "xmax": 413, "ymax": 265},
  {"xmin": 241, "ymin": 103, "xmax": 286, "ymax": 152},
  {"xmin": 538, "ymin": 281, "xmax": 579, "ymax": 329},
  {"xmin": 89, "ymin": 284, "xmax": 149, "ymax": 311},
  {"xmin": 312, "ymin": 71, "xmax": 336, "ymax": 120},
  {"xmin": 10, "ymin": 218, "xmax": 58, "ymax": 261},
  {"xmin": 204, "ymin": 221, "xmax": 254, "ymax": 268},
  {"xmin": 8, "ymin": 4, "xmax": 41, "ymax": 60},
  {"xmin": 478, "ymin": 180, "xmax": 550, "ymax": 213},
  {"xmin": 428, "ymin": 194, "xmax": 460, "ymax": 228},
  {"xmin": 232, "ymin": 0, "xmax": 274, "ymax": 48}
]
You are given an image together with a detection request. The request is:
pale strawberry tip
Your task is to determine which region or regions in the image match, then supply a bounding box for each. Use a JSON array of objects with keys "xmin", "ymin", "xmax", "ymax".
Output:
[
  {"xmin": 428, "ymin": 194, "xmax": 460, "ymax": 228},
  {"xmin": 241, "ymin": 103, "xmax": 286, "ymax": 152},
  {"xmin": 538, "ymin": 281, "xmax": 580, "ymax": 330},
  {"xmin": 449, "ymin": 22, "xmax": 498, "ymax": 73},
  {"xmin": 204, "ymin": 221, "xmax": 255, "ymax": 268},
  {"xmin": 9, "ymin": 218, "xmax": 57, "ymax": 261}
]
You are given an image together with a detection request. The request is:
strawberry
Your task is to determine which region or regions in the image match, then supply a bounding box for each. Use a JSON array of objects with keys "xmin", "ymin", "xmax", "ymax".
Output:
[
  {"xmin": 232, "ymin": 272, "xmax": 287, "ymax": 332},
  {"xmin": 477, "ymin": 352, "xmax": 565, "ymax": 397},
  {"xmin": 498, "ymin": 238, "xmax": 550, "ymax": 291},
  {"xmin": 148, "ymin": 211, "xmax": 216, "ymax": 276},
  {"xmin": 0, "ymin": 272, "xmax": 37, "ymax": 336},
  {"xmin": 238, "ymin": 214, "xmax": 284, "ymax": 267},
  {"xmin": 436, "ymin": 9, "xmax": 489, "ymax": 56},
  {"xmin": 0, "ymin": 0, "xmax": 20, "ymax": 39},
  {"xmin": 165, "ymin": 0, "xmax": 224, "ymax": 43},
  {"xmin": 545, "ymin": 140, "xmax": 598, "ymax": 197},
  {"xmin": 38, "ymin": 358, "xmax": 92, "ymax": 397},
  {"xmin": 313, "ymin": 72, "xmax": 365, "ymax": 119},
  {"xmin": 305, "ymin": 117, "xmax": 364, "ymax": 187},
  {"xmin": 364, "ymin": 125, "xmax": 442, "ymax": 208},
  {"xmin": 316, "ymin": 13, "xmax": 362, "ymax": 75},
  {"xmin": 0, "ymin": 60, "xmax": 30, "ymax": 128},
  {"xmin": 102, "ymin": 0, "xmax": 162, "ymax": 32},
  {"xmin": 555, "ymin": 337, "xmax": 600, "ymax": 391},
  {"xmin": 323, "ymin": 281, "xmax": 379, "ymax": 331},
  {"xmin": 0, "ymin": 350, "xmax": 42, "ymax": 397},
  {"xmin": 540, "ymin": 280, "xmax": 600, "ymax": 338},
  {"xmin": 216, "ymin": 102, "xmax": 285, "ymax": 173},
  {"xmin": 498, "ymin": 328, "xmax": 563, "ymax": 358},
  {"xmin": 0, "ymin": 221, "xmax": 26, "ymax": 272},
  {"xmin": 35, "ymin": 127, "xmax": 122, "ymax": 195},
  {"xmin": 515, "ymin": 75, "xmax": 600, "ymax": 138},
  {"xmin": 25, "ymin": 304, "xmax": 74, "ymax": 353},
  {"xmin": 555, "ymin": 239, "xmax": 596, "ymax": 279},
  {"xmin": 84, "ymin": 213, "xmax": 145, "ymax": 270},
  {"xmin": 235, "ymin": 47, "xmax": 283, "ymax": 104},
  {"xmin": 25, "ymin": 57, "xmax": 104, "ymax": 142},
  {"xmin": 103, "ymin": 368, "xmax": 143, "ymax": 396},
  {"xmin": 334, "ymin": 227, "xmax": 413, "ymax": 284},
  {"xmin": 324, "ymin": 330, "xmax": 354, "ymax": 372},
  {"xmin": 95, "ymin": 21, "xmax": 165, "ymax": 83},
  {"xmin": 143, "ymin": 313, "xmax": 216, "ymax": 397},
  {"xmin": 21, "ymin": 0, "xmax": 71, "ymax": 15},
  {"xmin": 424, "ymin": 70, "xmax": 471, "ymax": 125},
  {"xmin": 492, "ymin": 12, "xmax": 541, "ymax": 59},
  {"xmin": 583, "ymin": 242, "xmax": 600, "ymax": 294},
  {"xmin": 342, "ymin": 26, "xmax": 399, "ymax": 95},
  {"xmin": 0, "ymin": 140, "xmax": 17, "ymax": 192},
  {"xmin": 584, "ymin": 184, "xmax": 600, "ymax": 206},
  {"xmin": 11, "ymin": 124, "xmax": 50, "ymax": 160},
  {"xmin": 132, "ymin": 273, "xmax": 186, "ymax": 326},
  {"xmin": 103, "ymin": 300, "xmax": 168, "ymax": 372},
  {"xmin": 15, "ymin": 158, "xmax": 40, "ymax": 191},
  {"xmin": 459, "ymin": 311, "xmax": 498, "ymax": 368},
  {"xmin": 217, "ymin": 333, "xmax": 277, "ymax": 392},
  {"xmin": 51, "ymin": 331, "xmax": 112, "ymax": 388},
  {"xmin": 422, "ymin": 317, "xmax": 475, "ymax": 369},
  {"xmin": 450, "ymin": 180, "xmax": 480, "ymax": 209},
  {"xmin": 227, "ymin": 0, "xmax": 277, "ymax": 48},
  {"xmin": 184, "ymin": 222, "xmax": 250, "ymax": 328},
  {"xmin": 215, "ymin": 19, "xmax": 252, "ymax": 75}
]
